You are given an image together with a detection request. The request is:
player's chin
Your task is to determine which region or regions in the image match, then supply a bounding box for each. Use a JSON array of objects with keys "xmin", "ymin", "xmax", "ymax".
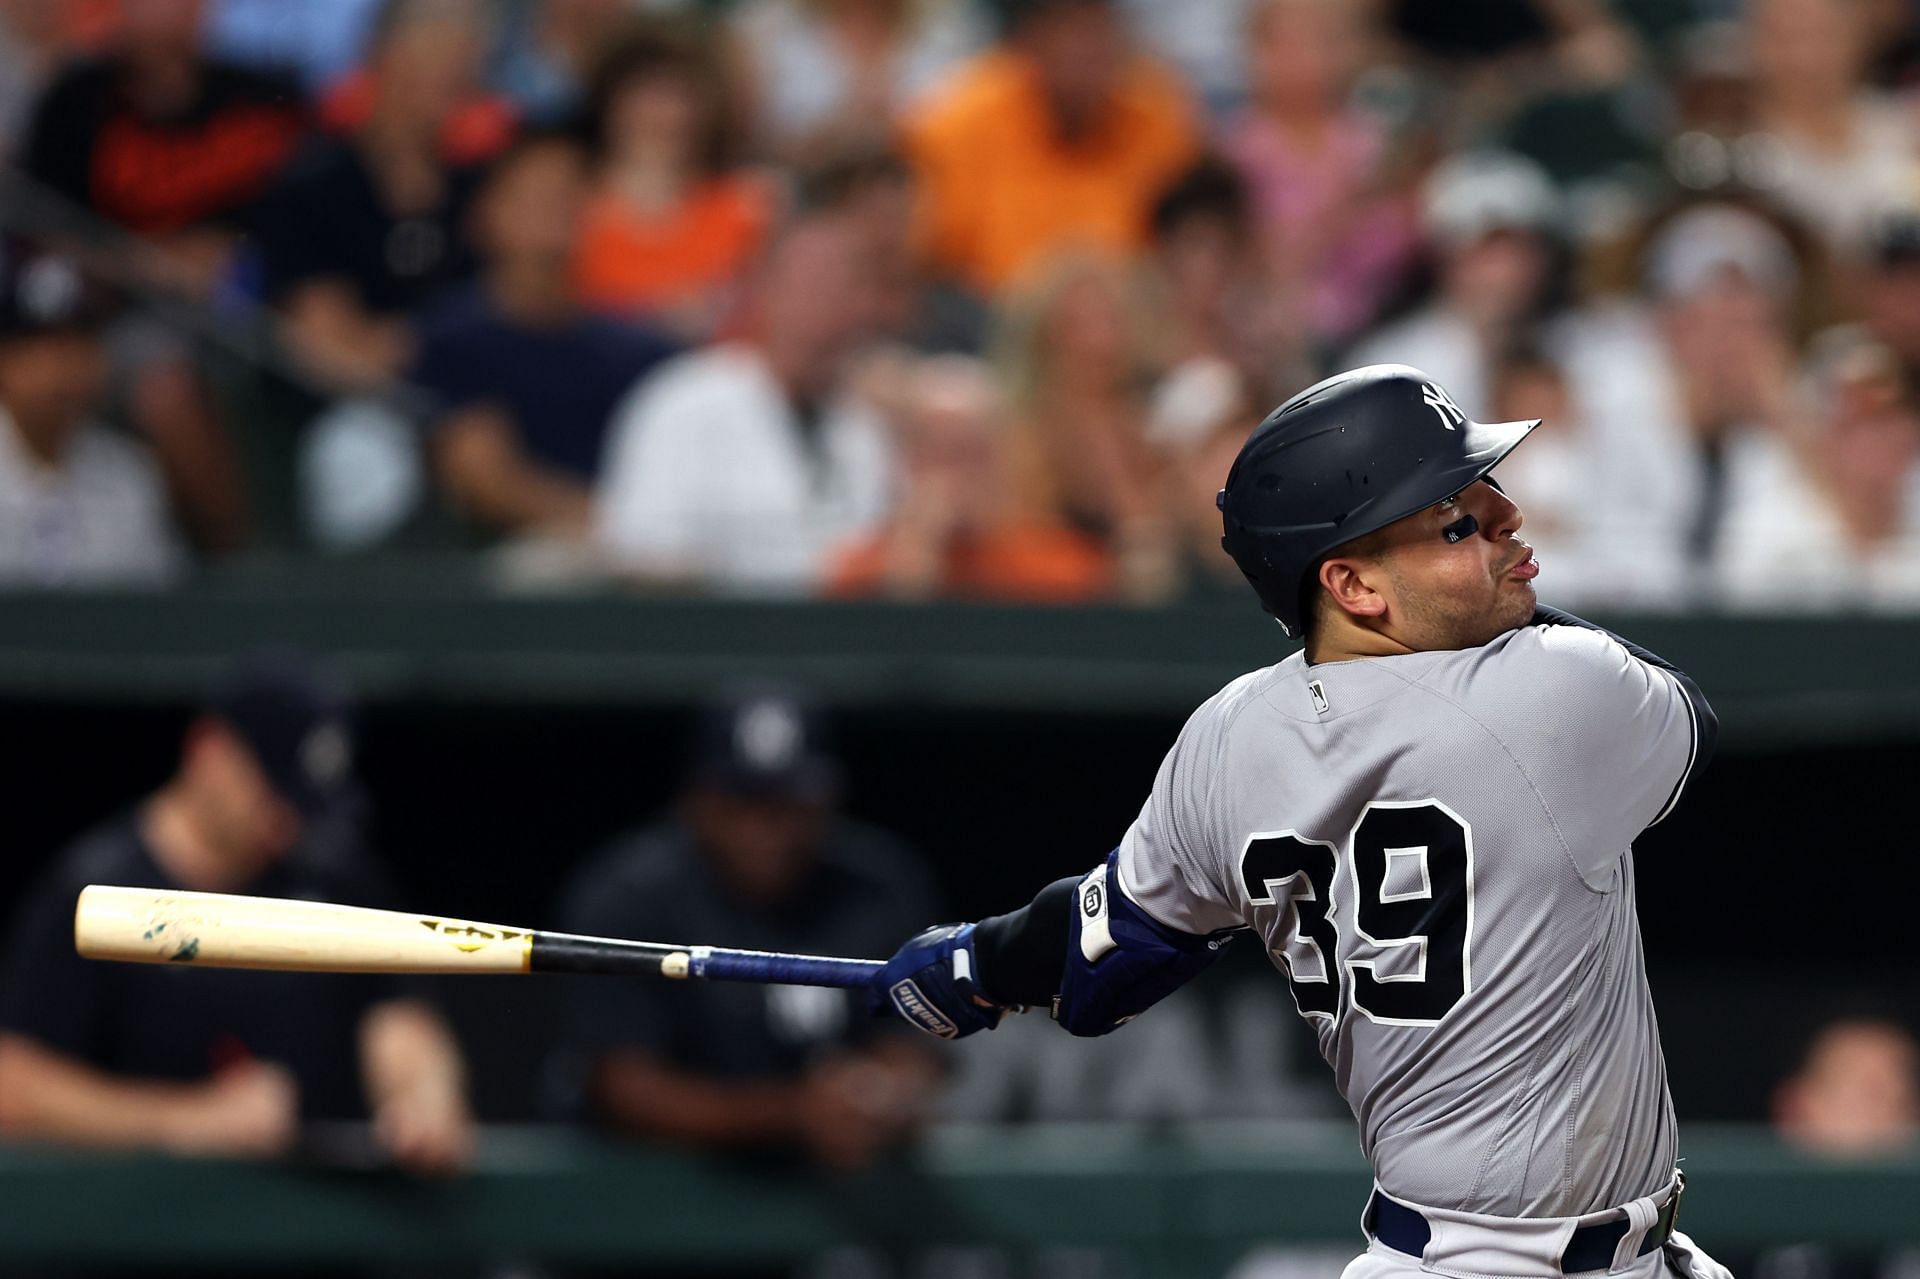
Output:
[{"xmin": 1496, "ymin": 579, "xmax": 1538, "ymax": 627}]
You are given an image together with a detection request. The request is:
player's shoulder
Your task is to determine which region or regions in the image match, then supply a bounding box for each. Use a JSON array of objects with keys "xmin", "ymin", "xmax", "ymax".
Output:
[
  {"xmin": 1481, "ymin": 619, "xmax": 1641, "ymax": 685},
  {"xmin": 1412, "ymin": 620, "xmax": 1663, "ymax": 733},
  {"xmin": 1180, "ymin": 657, "xmax": 1299, "ymax": 743}
]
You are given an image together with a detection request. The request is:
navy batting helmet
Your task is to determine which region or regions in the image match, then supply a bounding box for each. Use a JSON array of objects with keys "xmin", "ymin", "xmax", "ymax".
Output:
[{"xmin": 1217, "ymin": 364, "xmax": 1540, "ymax": 637}]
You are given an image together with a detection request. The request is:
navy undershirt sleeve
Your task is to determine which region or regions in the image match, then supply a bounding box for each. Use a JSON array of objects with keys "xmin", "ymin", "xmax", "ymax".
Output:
[{"xmin": 971, "ymin": 876, "xmax": 1079, "ymax": 1007}]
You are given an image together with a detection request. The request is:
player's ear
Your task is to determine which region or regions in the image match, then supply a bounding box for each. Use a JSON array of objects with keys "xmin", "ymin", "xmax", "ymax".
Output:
[{"xmin": 1319, "ymin": 557, "xmax": 1387, "ymax": 622}]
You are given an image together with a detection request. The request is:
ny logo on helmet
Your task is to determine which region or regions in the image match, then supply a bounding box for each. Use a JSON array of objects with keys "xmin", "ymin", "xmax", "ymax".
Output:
[{"xmin": 1421, "ymin": 383, "xmax": 1464, "ymax": 431}]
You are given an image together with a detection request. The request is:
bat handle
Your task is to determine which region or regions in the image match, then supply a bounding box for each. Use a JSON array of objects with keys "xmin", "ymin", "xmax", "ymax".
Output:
[{"xmin": 691, "ymin": 947, "xmax": 885, "ymax": 989}]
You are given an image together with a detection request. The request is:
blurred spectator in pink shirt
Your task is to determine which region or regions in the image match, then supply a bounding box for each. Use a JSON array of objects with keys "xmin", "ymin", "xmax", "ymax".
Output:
[{"xmin": 1220, "ymin": 0, "xmax": 1418, "ymax": 347}]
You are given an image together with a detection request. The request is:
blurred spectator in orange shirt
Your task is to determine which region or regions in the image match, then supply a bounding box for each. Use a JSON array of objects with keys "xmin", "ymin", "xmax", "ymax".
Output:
[
  {"xmin": 15, "ymin": 0, "xmax": 289, "ymax": 555},
  {"xmin": 901, "ymin": 0, "xmax": 1198, "ymax": 296},
  {"xmin": 18, "ymin": 0, "xmax": 304, "ymax": 248},
  {"xmin": 1774, "ymin": 1017, "xmax": 1920, "ymax": 1156},
  {"xmin": 829, "ymin": 353, "xmax": 1111, "ymax": 602},
  {"xmin": 572, "ymin": 20, "xmax": 777, "ymax": 342},
  {"xmin": 1221, "ymin": 0, "xmax": 1418, "ymax": 347},
  {"xmin": 993, "ymin": 249, "xmax": 1177, "ymax": 599}
]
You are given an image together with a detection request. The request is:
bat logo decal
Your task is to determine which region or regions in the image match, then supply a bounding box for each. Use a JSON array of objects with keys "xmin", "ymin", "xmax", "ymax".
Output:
[{"xmin": 419, "ymin": 919, "xmax": 526, "ymax": 954}]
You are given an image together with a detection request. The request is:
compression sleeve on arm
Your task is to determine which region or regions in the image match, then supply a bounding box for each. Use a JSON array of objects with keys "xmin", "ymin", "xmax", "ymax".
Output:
[{"xmin": 971, "ymin": 876, "xmax": 1079, "ymax": 1008}]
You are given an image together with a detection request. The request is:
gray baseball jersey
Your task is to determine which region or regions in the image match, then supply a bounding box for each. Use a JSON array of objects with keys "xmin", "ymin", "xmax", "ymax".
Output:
[{"xmin": 1116, "ymin": 622, "xmax": 1705, "ymax": 1218}]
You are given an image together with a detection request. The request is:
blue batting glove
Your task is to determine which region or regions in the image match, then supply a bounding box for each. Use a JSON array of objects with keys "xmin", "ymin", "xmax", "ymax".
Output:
[{"xmin": 870, "ymin": 923, "xmax": 1004, "ymax": 1039}]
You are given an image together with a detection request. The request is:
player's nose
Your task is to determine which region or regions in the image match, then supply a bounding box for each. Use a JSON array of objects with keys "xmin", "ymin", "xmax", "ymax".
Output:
[{"xmin": 1481, "ymin": 482, "xmax": 1523, "ymax": 539}]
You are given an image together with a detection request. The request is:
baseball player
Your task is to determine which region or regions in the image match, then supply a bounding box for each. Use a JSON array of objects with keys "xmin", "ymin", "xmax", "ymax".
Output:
[{"xmin": 874, "ymin": 365, "xmax": 1731, "ymax": 1279}]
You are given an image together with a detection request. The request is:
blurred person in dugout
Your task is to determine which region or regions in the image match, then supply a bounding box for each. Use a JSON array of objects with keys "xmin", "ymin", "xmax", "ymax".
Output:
[
  {"xmin": 593, "ymin": 209, "xmax": 894, "ymax": 594},
  {"xmin": 1732, "ymin": 1018, "xmax": 1920, "ymax": 1279},
  {"xmin": 900, "ymin": 0, "xmax": 1198, "ymax": 298},
  {"xmin": 548, "ymin": 684, "xmax": 941, "ymax": 1171},
  {"xmin": 14, "ymin": 0, "xmax": 297, "ymax": 555},
  {"xmin": 250, "ymin": 0, "xmax": 512, "ymax": 390},
  {"xmin": 570, "ymin": 17, "xmax": 776, "ymax": 342},
  {"xmin": 826, "ymin": 353, "xmax": 1112, "ymax": 601},
  {"xmin": 0, "ymin": 652, "xmax": 472, "ymax": 1173},
  {"xmin": 410, "ymin": 129, "xmax": 678, "ymax": 546},
  {"xmin": 0, "ymin": 243, "xmax": 185, "ymax": 587}
]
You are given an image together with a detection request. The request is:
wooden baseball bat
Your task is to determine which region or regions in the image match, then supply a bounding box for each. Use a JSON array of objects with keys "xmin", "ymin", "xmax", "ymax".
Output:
[{"xmin": 73, "ymin": 885, "xmax": 885, "ymax": 988}]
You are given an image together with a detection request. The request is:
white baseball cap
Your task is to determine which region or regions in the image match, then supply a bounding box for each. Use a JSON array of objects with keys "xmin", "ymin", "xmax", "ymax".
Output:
[
  {"xmin": 1422, "ymin": 150, "xmax": 1563, "ymax": 248},
  {"xmin": 1643, "ymin": 203, "xmax": 1799, "ymax": 301}
]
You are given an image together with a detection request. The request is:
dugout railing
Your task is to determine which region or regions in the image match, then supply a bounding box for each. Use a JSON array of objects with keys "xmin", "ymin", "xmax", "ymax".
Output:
[{"xmin": 0, "ymin": 1123, "xmax": 1914, "ymax": 1273}]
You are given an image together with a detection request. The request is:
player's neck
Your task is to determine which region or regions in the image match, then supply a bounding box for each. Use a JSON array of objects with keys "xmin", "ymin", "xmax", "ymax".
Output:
[{"xmin": 1305, "ymin": 618, "xmax": 1417, "ymax": 666}]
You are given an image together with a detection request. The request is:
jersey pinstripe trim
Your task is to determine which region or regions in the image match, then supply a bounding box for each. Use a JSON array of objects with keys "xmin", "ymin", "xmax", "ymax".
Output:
[{"xmin": 1648, "ymin": 672, "xmax": 1702, "ymax": 828}]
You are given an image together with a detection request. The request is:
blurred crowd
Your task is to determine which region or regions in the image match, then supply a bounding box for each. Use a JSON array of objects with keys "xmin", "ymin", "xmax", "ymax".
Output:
[{"xmin": 1, "ymin": 0, "xmax": 1920, "ymax": 611}]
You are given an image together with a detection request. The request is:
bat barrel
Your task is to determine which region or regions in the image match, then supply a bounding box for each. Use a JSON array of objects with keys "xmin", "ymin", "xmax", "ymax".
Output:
[
  {"xmin": 75, "ymin": 885, "xmax": 885, "ymax": 990},
  {"xmin": 74, "ymin": 885, "xmax": 534, "ymax": 973}
]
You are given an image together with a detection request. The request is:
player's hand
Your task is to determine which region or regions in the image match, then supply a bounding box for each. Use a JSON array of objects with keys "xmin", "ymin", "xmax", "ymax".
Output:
[
  {"xmin": 372, "ymin": 1078, "xmax": 474, "ymax": 1177},
  {"xmin": 868, "ymin": 923, "xmax": 1004, "ymax": 1039},
  {"xmin": 171, "ymin": 1060, "xmax": 300, "ymax": 1158}
]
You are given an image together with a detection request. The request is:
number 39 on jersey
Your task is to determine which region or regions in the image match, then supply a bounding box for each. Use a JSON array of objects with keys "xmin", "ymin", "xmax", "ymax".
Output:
[{"xmin": 1240, "ymin": 798, "xmax": 1474, "ymax": 1028}]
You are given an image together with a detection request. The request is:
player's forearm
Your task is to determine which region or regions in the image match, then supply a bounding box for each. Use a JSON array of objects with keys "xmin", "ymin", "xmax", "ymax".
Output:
[
  {"xmin": 589, "ymin": 1050, "xmax": 808, "ymax": 1147},
  {"xmin": 971, "ymin": 876, "xmax": 1079, "ymax": 1006},
  {"xmin": 0, "ymin": 1033, "xmax": 217, "ymax": 1150}
]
